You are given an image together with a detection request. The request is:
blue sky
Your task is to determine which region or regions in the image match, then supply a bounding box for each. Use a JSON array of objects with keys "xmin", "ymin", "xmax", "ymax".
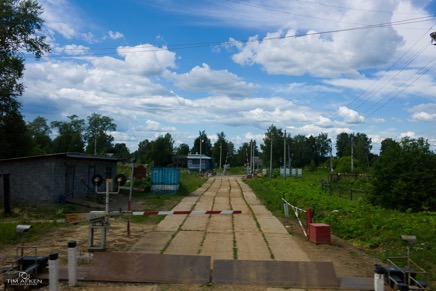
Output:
[{"xmin": 21, "ymin": 0, "xmax": 436, "ymax": 153}]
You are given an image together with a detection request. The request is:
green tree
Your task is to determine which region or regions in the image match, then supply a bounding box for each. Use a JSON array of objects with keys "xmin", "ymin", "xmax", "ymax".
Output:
[
  {"xmin": 235, "ymin": 140, "xmax": 259, "ymax": 168},
  {"xmin": 0, "ymin": 110, "xmax": 33, "ymax": 158},
  {"xmin": 173, "ymin": 143, "xmax": 189, "ymax": 168},
  {"xmin": 260, "ymin": 125, "xmax": 285, "ymax": 168},
  {"xmin": 51, "ymin": 115, "xmax": 85, "ymax": 153},
  {"xmin": 369, "ymin": 137, "xmax": 436, "ymax": 212},
  {"xmin": 135, "ymin": 133, "xmax": 174, "ymax": 166},
  {"xmin": 290, "ymin": 134, "xmax": 306, "ymax": 168},
  {"xmin": 174, "ymin": 143, "xmax": 190, "ymax": 156},
  {"xmin": 0, "ymin": 0, "xmax": 50, "ymax": 158},
  {"xmin": 235, "ymin": 142, "xmax": 249, "ymax": 167},
  {"xmin": 136, "ymin": 139, "xmax": 151, "ymax": 164},
  {"xmin": 27, "ymin": 116, "xmax": 52, "ymax": 154},
  {"xmin": 315, "ymin": 132, "xmax": 331, "ymax": 165},
  {"xmin": 192, "ymin": 130, "xmax": 212, "ymax": 156},
  {"xmin": 335, "ymin": 132, "xmax": 351, "ymax": 157},
  {"xmin": 335, "ymin": 132, "xmax": 372, "ymax": 169},
  {"xmin": 112, "ymin": 143, "xmax": 130, "ymax": 159},
  {"xmin": 84, "ymin": 113, "xmax": 116, "ymax": 155},
  {"xmin": 212, "ymin": 132, "xmax": 234, "ymax": 168},
  {"xmin": 152, "ymin": 133, "xmax": 174, "ymax": 166},
  {"xmin": 304, "ymin": 135, "xmax": 317, "ymax": 167},
  {"xmin": 354, "ymin": 132, "xmax": 372, "ymax": 167},
  {"xmin": 333, "ymin": 156, "xmax": 362, "ymax": 173}
]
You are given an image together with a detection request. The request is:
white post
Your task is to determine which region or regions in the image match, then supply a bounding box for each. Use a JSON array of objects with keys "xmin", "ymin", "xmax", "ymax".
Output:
[
  {"xmin": 374, "ymin": 264, "xmax": 385, "ymax": 291},
  {"xmin": 283, "ymin": 200, "xmax": 289, "ymax": 218},
  {"xmin": 105, "ymin": 179, "xmax": 111, "ymax": 214},
  {"xmin": 49, "ymin": 252, "xmax": 59, "ymax": 291},
  {"xmin": 199, "ymin": 140, "xmax": 202, "ymax": 173},
  {"xmin": 68, "ymin": 241, "xmax": 77, "ymax": 286},
  {"xmin": 128, "ymin": 160, "xmax": 135, "ymax": 236}
]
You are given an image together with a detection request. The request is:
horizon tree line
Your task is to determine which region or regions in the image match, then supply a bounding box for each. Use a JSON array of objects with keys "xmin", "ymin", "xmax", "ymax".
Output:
[{"xmin": 17, "ymin": 114, "xmax": 378, "ymax": 170}]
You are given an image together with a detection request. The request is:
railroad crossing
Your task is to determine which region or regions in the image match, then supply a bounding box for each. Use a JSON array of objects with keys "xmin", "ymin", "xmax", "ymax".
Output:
[{"xmin": 40, "ymin": 175, "xmax": 373, "ymax": 289}]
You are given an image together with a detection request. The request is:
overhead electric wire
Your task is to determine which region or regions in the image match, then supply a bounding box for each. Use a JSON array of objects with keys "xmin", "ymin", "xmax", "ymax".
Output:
[
  {"xmin": 226, "ymin": 0, "xmax": 431, "ymax": 16},
  {"xmin": 363, "ymin": 56, "xmax": 435, "ymax": 118},
  {"xmin": 45, "ymin": 15, "xmax": 435, "ymax": 59},
  {"xmin": 224, "ymin": 0, "xmax": 365, "ymax": 26},
  {"xmin": 357, "ymin": 43, "xmax": 430, "ymax": 112},
  {"xmin": 328, "ymin": 23, "xmax": 435, "ymax": 121},
  {"xmin": 291, "ymin": 0, "xmax": 430, "ymax": 15}
]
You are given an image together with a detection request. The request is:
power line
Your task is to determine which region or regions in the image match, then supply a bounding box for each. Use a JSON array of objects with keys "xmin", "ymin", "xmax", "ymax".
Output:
[
  {"xmin": 358, "ymin": 43, "xmax": 430, "ymax": 112},
  {"xmin": 330, "ymin": 26, "xmax": 433, "ymax": 119},
  {"xmin": 363, "ymin": 56, "xmax": 435, "ymax": 118},
  {"xmin": 329, "ymin": 23, "xmax": 435, "ymax": 120},
  {"xmin": 45, "ymin": 15, "xmax": 435, "ymax": 59},
  {"xmin": 290, "ymin": 0, "xmax": 430, "ymax": 15},
  {"xmin": 224, "ymin": 0, "xmax": 364, "ymax": 26},
  {"xmin": 226, "ymin": 0, "xmax": 431, "ymax": 16}
]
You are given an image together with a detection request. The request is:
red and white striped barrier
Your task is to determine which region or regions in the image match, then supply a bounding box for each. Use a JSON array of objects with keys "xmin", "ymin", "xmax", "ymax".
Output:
[
  {"xmin": 66, "ymin": 210, "xmax": 242, "ymax": 223},
  {"xmin": 282, "ymin": 198, "xmax": 312, "ymax": 238},
  {"xmin": 132, "ymin": 210, "xmax": 242, "ymax": 216}
]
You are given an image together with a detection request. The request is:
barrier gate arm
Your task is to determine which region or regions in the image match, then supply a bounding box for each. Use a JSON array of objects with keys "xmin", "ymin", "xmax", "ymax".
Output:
[
  {"xmin": 282, "ymin": 198, "xmax": 312, "ymax": 238},
  {"xmin": 65, "ymin": 209, "xmax": 242, "ymax": 224}
]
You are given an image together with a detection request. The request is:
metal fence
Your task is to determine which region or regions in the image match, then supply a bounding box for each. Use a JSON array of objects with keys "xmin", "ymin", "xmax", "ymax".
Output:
[{"xmin": 320, "ymin": 180, "xmax": 367, "ymax": 201}]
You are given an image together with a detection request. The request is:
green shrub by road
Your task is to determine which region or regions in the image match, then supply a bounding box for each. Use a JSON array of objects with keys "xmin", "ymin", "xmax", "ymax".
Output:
[{"xmin": 245, "ymin": 170, "xmax": 435, "ymax": 281}]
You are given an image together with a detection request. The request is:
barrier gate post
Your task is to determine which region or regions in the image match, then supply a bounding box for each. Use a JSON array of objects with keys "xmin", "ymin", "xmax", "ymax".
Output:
[
  {"xmin": 306, "ymin": 209, "xmax": 313, "ymax": 239},
  {"xmin": 49, "ymin": 252, "xmax": 59, "ymax": 291},
  {"xmin": 68, "ymin": 240, "xmax": 77, "ymax": 286}
]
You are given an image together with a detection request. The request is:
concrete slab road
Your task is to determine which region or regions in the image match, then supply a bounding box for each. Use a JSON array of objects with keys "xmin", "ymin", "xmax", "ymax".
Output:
[{"xmin": 129, "ymin": 176, "xmax": 310, "ymax": 263}]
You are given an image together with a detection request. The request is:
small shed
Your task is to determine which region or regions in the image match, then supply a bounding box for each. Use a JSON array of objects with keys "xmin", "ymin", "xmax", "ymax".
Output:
[
  {"xmin": 0, "ymin": 152, "xmax": 120, "ymax": 208},
  {"xmin": 187, "ymin": 154, "xmax": 214, "ymax": 173}
]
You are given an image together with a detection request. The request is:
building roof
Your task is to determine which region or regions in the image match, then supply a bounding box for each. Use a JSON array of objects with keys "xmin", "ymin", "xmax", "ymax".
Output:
[
  {"xmin": 0, "ymin": 152, "xmax": 121, "ymax": 163},
  {"xmin": 187, "ymin": 154, "xmax": 211, "ymax": 160}
]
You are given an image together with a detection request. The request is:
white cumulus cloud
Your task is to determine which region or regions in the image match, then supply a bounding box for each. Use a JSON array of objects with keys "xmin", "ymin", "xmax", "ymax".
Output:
[{"xmin": 337, "ymin": 106, "xmax": 365, "ymax": 124}]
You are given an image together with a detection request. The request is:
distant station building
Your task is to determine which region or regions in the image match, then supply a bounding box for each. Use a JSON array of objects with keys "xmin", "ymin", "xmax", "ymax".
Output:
[{"xmin": 186, "ymin": 154, "xmax": 214, "ymax": 174}]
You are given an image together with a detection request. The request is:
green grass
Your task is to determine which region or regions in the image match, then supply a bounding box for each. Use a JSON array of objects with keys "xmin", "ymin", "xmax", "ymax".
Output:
[{"xmin": 245, "ymin": 170, "xmax": 436, "ymax": 282}]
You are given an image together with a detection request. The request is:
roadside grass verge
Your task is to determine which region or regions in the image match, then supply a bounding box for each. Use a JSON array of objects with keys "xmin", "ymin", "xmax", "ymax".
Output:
[{"xmin": 245, "ymin": 170, "xmax": 435, "ymax": 281}]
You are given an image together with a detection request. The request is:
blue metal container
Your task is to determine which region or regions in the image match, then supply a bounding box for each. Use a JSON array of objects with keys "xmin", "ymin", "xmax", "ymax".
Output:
[{"xmin": 150, "ymin": 167, "xmax": 180, "ymax": 193}]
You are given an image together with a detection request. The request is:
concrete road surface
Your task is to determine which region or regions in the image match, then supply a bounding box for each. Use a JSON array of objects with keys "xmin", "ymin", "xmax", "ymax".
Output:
[{"xmin": 129, "ymin": 176, "xmax": 309, "ymax": 262}]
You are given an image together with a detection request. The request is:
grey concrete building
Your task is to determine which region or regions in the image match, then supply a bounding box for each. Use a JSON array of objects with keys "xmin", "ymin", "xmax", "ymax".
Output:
[{"xmin": 0, "ymin": 153, "xmax": 119, "ymax": 208}]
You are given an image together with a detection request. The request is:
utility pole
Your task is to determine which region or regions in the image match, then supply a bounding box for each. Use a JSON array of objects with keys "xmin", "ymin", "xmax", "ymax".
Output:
[
  {"xmin": 269, "ymin": 136, "xmax": 273, "ymax": 179},
  {"xmin": 287, "ymin": 142, "xmax": 291, "ymax": 174},
  {"xmin": 330, "ymin": 145, "xmax": 333, "ymax": 173},
  {"xmin": 219, "ymin": 143, "xmax": 222, "ymax": 174},
  {"xmin": 283, "ymin": 130, "xmax": 287, "ymax": 180},
  {"xmin": 351, "ymin": 135, "xmax": 354, "ymax": 173},
  {"xmin": 252, "ymin": 141, "xmax": 255, "ymax": 174},
  {"xmin": 250, "ymin": 140, "xmax": 253, "ymax": 174},
  {"xmin": 94, "ymin": 130, "xmax": 97, "ymax": 155},
  {"xmin": 199, "ymin": 139, "xmax": 203, "ymax": 173}
]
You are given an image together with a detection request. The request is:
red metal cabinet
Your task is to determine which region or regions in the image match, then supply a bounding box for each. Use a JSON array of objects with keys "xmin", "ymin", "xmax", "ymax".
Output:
[{"xmin": 308, "ymin": 223, "xmax": 331, "ymax": 244}]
